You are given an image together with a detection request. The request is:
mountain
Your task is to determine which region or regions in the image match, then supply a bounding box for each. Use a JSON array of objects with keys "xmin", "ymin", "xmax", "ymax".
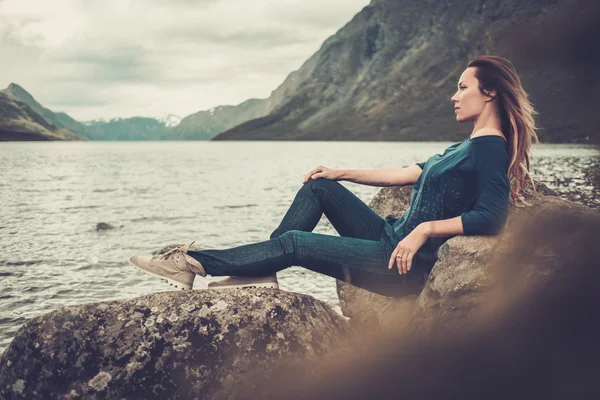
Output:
[
  {"xmin": 214, "ymin": 0, "xmax": 600, "ymax": 144},
  {"xmin": 0, "ymin": 88, "xmax": 85, "ymax": 141},
  {"xmin": 82, "ymin": 117, "xmax": 170, "ymax": 140},
  {"xmin": 54, "ymin": 112, "xmax": 87, "ymax": 136},
  {"xmin": 5, "ymin": 83, "xmax": 180, "ymax": 140},
  {"xmin": 5, "ymin": 84, "xmax": 169, "ymax": 140},
  {"xmin": 167, "ymin": 98, "xmax": 273, "ymax": 140},
  {"xmin": 5, "ymin": 83, "xmax": 88, "ymax": 137},
  {"xmin": 159, "ymin": 114, "xmax": 181, "ymax": 128}
]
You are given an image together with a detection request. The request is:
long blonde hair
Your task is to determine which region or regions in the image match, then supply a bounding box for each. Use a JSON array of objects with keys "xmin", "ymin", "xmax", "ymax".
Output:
[{"xmin": 467, "ymin": 55, "xmax": 540, "ymax": 207}]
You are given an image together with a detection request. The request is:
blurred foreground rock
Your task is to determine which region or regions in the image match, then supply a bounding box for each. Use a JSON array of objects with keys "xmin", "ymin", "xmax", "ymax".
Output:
[
  {"xmin": 0, "ymin": 290, "xmax": 350, "ymax": 399},
  {"xmin": 248, "ymin": 186, "xmax": 600, "ymax": 400}
]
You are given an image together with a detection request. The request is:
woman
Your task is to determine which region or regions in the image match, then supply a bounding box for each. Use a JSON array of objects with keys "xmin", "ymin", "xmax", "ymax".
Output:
[{"xmin": 129, "ymin": 55, "xmax": 539, "ymax": 296}]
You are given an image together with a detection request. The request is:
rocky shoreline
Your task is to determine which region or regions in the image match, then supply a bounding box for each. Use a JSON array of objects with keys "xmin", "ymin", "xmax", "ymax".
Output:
[{"xmin": 1, "ymin": 178, "xmax": 599, "ymax": 399}]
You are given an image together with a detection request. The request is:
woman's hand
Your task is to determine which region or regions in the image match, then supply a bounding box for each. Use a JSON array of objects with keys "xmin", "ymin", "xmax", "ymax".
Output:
[
  {"xmin": 388, "ymin": 224, "xmax": 429, "ymax": 274},
  {"xmin": 302, "ymin": 165, "xmax": 342, "ymax": 184}
]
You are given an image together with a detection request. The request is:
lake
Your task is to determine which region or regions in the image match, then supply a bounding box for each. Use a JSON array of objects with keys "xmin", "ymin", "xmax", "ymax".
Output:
[{"xmin": 0, "ymin": 140, "xmax": 598, "ymax": 353}]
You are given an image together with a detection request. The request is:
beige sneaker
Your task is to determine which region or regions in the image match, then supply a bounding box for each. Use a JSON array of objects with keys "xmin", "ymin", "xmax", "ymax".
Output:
[
  {"xmin": 201, "ymin": 273, "xmax": 279, "ymax": 290},
  {"xmin": 129, "ymin": 241, "xmax": 206, "ymax": 291}
]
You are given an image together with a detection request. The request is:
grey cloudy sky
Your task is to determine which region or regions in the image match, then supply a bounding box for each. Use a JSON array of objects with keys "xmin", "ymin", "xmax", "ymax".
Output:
[{"xmin": 0, "ymin": 0, "xmax": 370, "ymax": 121}]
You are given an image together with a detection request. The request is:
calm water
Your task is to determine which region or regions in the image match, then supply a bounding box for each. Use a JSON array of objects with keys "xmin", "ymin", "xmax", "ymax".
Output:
[{"xmin": 1, "ymin": 141, "xmax": 598, "ymax": 353}]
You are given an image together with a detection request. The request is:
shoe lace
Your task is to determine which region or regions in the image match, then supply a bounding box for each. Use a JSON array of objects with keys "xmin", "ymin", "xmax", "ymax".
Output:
[{"xmin": 159, "ymin": 241, "xmax": 196, "ymax": 260}]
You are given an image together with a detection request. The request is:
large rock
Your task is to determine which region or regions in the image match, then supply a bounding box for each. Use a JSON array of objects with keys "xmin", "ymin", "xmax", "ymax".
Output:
[
  {"xmin": 407, "ymin": 194, "xmax": 600, "ymax": 335},
  {"xmin": 0, "ymin": 289, "xmax": 350, "ymax": 399},
  {"xmin": 337, "ymin": 179, "xmax": 566, "ymax": 329}
]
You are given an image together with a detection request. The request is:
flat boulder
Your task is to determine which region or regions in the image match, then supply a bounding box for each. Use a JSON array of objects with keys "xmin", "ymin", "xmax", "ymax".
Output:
[{"xmin": 0, "ymin": 289, "xmax": 350, "ymax": 399}]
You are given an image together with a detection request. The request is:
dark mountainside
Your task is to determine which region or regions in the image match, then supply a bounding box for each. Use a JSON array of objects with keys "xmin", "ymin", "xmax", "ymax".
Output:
[
  {"xmin": 4, "ymin": 83, "xmax": 88, "ymax": 136},
  {"xmin": 0, "ymin": 87, "xmax": 85, "ymax": 141},
  {"xmin": 214, "ymin": 0, "xmax": 600, "ymax": 144}
]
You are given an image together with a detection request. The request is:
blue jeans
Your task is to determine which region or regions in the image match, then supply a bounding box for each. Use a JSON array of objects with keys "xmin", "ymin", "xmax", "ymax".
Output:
[{"xmin": 187, "ymin": 179, "xmax": 429, "ymax": 296}]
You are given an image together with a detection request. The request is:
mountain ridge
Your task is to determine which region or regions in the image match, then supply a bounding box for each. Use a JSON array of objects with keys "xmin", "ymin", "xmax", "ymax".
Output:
[
  {"xmin": 3, "ymin": 0, "xmax": 597, "ymax": 143},
  {"xmin": 2, "ymin": 83, "xmax": 275, "ymax": 141},
  {"xmin": 0, "ymin": 85, "xmax": 86, "ymax": 141},
  {"xmin": 213, "ymin": 0, "xmax": 599, "ymax": 144}
]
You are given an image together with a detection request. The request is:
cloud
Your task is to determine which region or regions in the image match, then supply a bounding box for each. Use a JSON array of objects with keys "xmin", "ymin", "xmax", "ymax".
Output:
[
  {"xmin": 267, "ymin": 0, "xmax": 370, "ymax": 29},
  {"xmin": 165, "ymin": 25, "xmax": 313, "ymax": 49},
  {"xmin": 0, "ymin": 0, "xmax": 370, "ymax": 120},
  {"xmin": 140, "ymin": 0, "xmax": 220, "ymax": 7},
  {"xmin": 48, "ymin": 45, "xmax": 162, "ymax": 84}
]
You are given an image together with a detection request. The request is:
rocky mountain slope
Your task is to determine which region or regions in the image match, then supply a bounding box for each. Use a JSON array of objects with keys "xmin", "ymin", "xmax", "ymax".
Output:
[
  {"xmin": 4, "ymin": 83, "xmax": 88, "ymax": 136},
  {"xmin": 168, "ymin": 98, "xmax": 272, "ymax": 140},
  {"xmin": 0, "ymin": 89, "xmax": 85, "ymax": 141},
  {"xmin": 214, "ymin": 0, "xmax": 600, "ymax": 144}
]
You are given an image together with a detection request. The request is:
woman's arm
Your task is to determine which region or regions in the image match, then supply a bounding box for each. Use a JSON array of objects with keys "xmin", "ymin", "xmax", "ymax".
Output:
[
  {"xmin": 460, "ymin": 145, "xmax": 510, "ymax": 236},
  {"xmin": 418, "ymin": 179, "xmax": 510, "ymax": 238},
  {"xmin": 339, "ymin": 165, "xmax": 423, "ymax": 187},
  {"xmin": 420, "ymin": 189, "xmax": 509, "ymax": 238},
  {"xmin": 418, "ymin": 216, "xmax": 465, "ymax": 237}
]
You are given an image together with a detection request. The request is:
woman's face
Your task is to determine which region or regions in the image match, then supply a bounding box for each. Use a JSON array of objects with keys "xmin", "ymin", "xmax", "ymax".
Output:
[{"xmin": 451, "ymin": 67, "xmax": 493, "ymax": 122}]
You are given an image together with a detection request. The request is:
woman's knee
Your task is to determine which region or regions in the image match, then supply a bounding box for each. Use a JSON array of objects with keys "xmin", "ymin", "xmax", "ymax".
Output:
[
  {"xmin": 306, "ymin": 178, "xmax": 343, "ymax": 202},
  {"xmin": 277, "ymin": 230, "xmax": 304, "ymax": 255},
  {"xmin": 278, "ymin": 229, "xmax": 319, "ymax": 262},
  {"xmin": 306, "ymin": 178, "xmax": 341, "ymax": 191}
]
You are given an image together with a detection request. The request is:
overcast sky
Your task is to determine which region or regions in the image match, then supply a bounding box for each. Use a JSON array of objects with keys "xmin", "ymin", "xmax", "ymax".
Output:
[{"xmin": 0, "ymin": 0, "xmax": 370, "ymax": 121}]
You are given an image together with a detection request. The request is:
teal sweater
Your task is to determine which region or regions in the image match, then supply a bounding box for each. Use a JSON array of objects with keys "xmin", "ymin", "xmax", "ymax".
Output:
[{"xmin": 385, "ymin": 135, "xmax": 510, "ymax": 258}]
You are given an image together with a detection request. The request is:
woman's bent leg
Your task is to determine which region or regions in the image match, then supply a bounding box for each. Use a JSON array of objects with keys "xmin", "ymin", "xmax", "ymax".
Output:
[
  {"xmin": 187, "ymin": 179, "xmax": 402, "ymax": 290},
  {"xmin": 269, "ymin": 179, "xmax": 386, "ymax": 241},
  {"xmin": 269, "ymin": 179, "xmax": 393, "ymax": 284}
]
